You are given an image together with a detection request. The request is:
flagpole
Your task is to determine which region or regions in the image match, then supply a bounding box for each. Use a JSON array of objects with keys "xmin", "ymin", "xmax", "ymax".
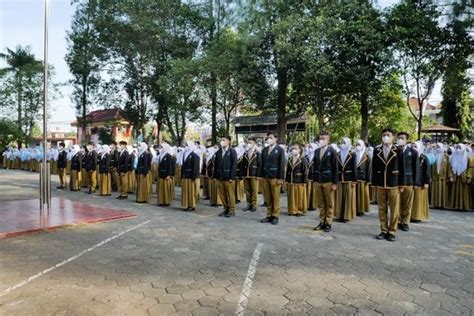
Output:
[{"xmin": 41, "ymin": 0, "xmax": 50, "ymax": 212}]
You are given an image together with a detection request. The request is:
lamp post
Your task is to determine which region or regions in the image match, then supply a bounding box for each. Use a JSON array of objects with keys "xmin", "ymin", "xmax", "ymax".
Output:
[{"xmin": 40, "ymin": 0, "xmax": 51, "ymax": 212}]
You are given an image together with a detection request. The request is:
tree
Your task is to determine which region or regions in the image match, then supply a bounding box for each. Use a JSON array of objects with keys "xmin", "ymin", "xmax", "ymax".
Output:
[
  {"xmin": 65, "ymin": 1, "xmax": 102, "ymax": 143},
  {"xmin": 323, "ymin": 0, "xmax": 393, "ymax": 143},
  {"xmin": 388, "ymin": 1, "xmax": 450, "ymax": 140},
  {"xmin": 0, "ymin": 46, "xmax": 58, "ymax": 145},
  {"xmin": 0, "ymin": 46, "xmax": 42, "ymax": 145}
]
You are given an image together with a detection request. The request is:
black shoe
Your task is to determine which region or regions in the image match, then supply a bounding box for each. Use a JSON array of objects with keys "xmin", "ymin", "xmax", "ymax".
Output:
[
  {"xmin": 219, "ymin": 211, "xmax": 228, "ymax": 217},
  {"xmin": 410, "ymin": 219, "xmax": 421, "ymax": 223},
  {"xmin": 225, "ymin": 212, "xmax": 235, "ymax": 218},
  {"xmin": 313, "ymin": 223, "xmax": 325, "ymax": 231},
  {"xmin": 400, "ymin": 224, "xmax": 409, "ymax": 231},
  {"xmin": 386, "ymin": 233, "xmax": 396, "ymax": 242},
  {"xmin": 271, "ymin": 217, "xmax": 279, "ymax": 225},
  {"xmin": 242, "ymin": 207, "xmax": 249, "ymax": 212},
  {"xmin": 376, "ymin": 232, "xmax": 387, "ymax": 240},
  {"xmin": 356, "ymin": 212, "xmax": 365, "ymax": 217},
  {"xmin": 295, "ymin": 213, "xmax": 303, "ymax": 217},
  {"xmin": 324, "ymin": 225, "xmax": 331, "ymax": 232},
  {"xmin": 397, "ymin": 223, "xmax": 402, "ymax": 230},
  {"xmin": 190, "ymin": 208, "xmax": 196, "ymax": 212},
  {"xmin": 250, "ymin": 208, "xmax": 257, "ymax": 212},
  {"xmin": 260, "ymin": 217, "xmax": 272, "ymax": 223},
  {"xmin": 308, "ymin": 208, "xmax": 315, "ymax": 211},
  {"xmin": 56, "ymin": 186, "xmax": 64, "ymax": 190}
]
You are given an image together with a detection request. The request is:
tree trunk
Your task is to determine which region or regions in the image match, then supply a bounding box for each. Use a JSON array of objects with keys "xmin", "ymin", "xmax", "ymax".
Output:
[
  {"xmin": 360, "ymin": 92, "xmax": 369, "ymax": 143},
  {"xmin": 276, "ymin": 67, "xmax": 287, "ymax": 144},
  {"xmin": 81, "ymin": 75, "xmax": 87, "ymax": 144}
]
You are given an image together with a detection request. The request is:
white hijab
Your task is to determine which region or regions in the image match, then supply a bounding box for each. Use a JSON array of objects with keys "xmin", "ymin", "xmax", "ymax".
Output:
[
  {"xmin": 355, "ymin": 139, "xmax": 366, "ymax": 165},
  {"xmin": 72, "ymin": 145, "xmax": 80, "ymax": 156},
  {"xmin": 101, "ymin": 145, "xmax": 111, "ymax": 159},
  {"xmin": 435, "ymin": 143, "xmax": 445, "ymax": 173},
  {"xmin": 450, "ymin": 144, "xmax": 468, "ymax": 176},
  {"xmin": 339, "ymin": 137, "xmax": 352, "ymax": 163},
  {"xmin": 236, "ymin": 144, "xmax": 245, "ymax": 160},
  {"xmin": 411, "ymin": 141, "xmax": 424, "ymax": 155},
  {"xmin": 183, "ymin": 140, "xmax": 196, "ymax": 162},
  {"xmin": 159, "ymin": 143, "xmax": 172, "ymax": 162},
  {"xmin": 138, "ymin": 142, "xmax": 148, "ymax": 156}
]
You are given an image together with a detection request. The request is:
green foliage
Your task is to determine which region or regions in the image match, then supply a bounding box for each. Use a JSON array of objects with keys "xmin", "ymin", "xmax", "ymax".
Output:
[{"xmin": 0, "ymin": 118, "xmax": 22, "ymax": 148}]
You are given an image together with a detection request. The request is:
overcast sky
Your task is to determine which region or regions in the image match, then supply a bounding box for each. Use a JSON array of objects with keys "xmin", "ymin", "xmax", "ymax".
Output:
[{"xmin": 0, "ymin": 0, "xmax": 441, "ymax": 131}]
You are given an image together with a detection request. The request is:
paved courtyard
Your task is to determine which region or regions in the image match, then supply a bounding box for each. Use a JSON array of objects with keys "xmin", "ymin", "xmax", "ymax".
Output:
[{"xmin": 0, "ymin": 169, "xmax": 473, "ymax": 315}]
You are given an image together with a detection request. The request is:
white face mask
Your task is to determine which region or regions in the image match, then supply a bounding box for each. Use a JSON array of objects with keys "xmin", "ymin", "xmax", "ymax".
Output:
[
  {"xmin": 291, "ymin": 149, "xmax": 299, "ymax": 155},
  {"xmin": 220, "ymin": 141, "xmax": 226, "ymax": 148},
  {"xmin": 456, "ymin": 148, "xmax": 463, "ymax": 154},
  {"xmin": 355, "ymin": 145, "xmax": 363, "ymax": 152},
  {"xmin": 266, "ymin": 138, "xmax": 275, "ymax": 146},
  {"xmin": 397, "ymin": 138, "xmax": 406, "ymax": 146},
  {"xmin": 436, "ymin": 147, "xmax": 443, "ymax": 154},
  {"xmin": 340, "ymin": 143, "xmax": 348, "ymax": 150},
  {"xmin": 319, "ymin": 139, "xmax": 328, "ymax": 147},
  {"xmin": 382, "ymin": 136, "xmax": 393, "ymax": 144},
  {"xmin": 245, "ymin": 143, "xmax": 253, "ymax": 151},
  {"xmin": 58, "ymin": 146, "xmax": 63, "ymax": 150}
]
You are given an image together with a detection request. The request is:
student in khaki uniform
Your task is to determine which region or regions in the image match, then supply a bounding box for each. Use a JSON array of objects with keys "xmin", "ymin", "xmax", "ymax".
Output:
[
  {"xmin": 181, "ymin": 141, "xmax": 201, "ymax": 211},
  {"xmin": 334, "ymin": 138, "xmax": 357, "ymax": 222},
  {"xmin": 117, "ymin": 141, "xmax": 130, "ymax": 199},
  {"xmin": 56, "ymin": 142, "xmax": 68, "ymax": 189},
  {"xmin": 286, "ymin": 144, "xmax": 308, "ymax": 216},
  {"xmin": 241, "ymin": 137, "xmax": 260, "ymax": 212},
  {"xmin": 397, "ymin": 132, "xmax": 418, "ymax": 232},
  {"xmin": 410, "ymin": 141, "xmax": 431, "ymax": 222},
  {"xmin": 312, "ymin": 132, "xmax": 338, "ymax": 232},
  {"xmin": 84, "ymin": 142, "xmax": 98, "ymax": 194},
  {"xmin": 354, "ymin": 140, "xmax": 371, "ymax": 215},
  {"xmin": 109, "ymin": 141, "xmax": 120, "ymax": 192},
  {"xmin": 371, "ymin": 128, "xmax": 405, "ymax": 242},
  {"xmin": 214, "ymin": 136, "xmax": 238, "ymax": 217},
  {"xmin": 448, "ymin": 144, "xmax": 473, "ymax": 211},
  {"xmin": 201, "ymin": 150, "xmax": 211, "ymax": 200},
  {"xmin": 136, "ymin": 142, "xmax": 152, "ymax": 203},
  {"xmin": 127, "ymin": 146, "xmax": 137, "ymax": 194},
  {"xmin": 157, "ymin": 142, "xmax": 176, "ymax": 207},
  {"xmin": 259, "ymin": 133, "xmax": 286, "ymax": 225},
  {"xmin": 234, "ymin": 144, "xmax": 245, "ymax": 204},
  {"xmin": 206, "ymin": 145, "xmax": 222, "ymax": 207},
  {"xmin": 431, "ymin": 143, "xmax": 450, "ymax": 209},
  {"xmin": 98, "ymin": 145, "xmax": 112, "ymax": 196},
  {"xmin": 305, "ymin": 143, "xmax": 319, "ymax": 212},
  {"xmin": 69, "ymin": 145, "xmax": 82, "ymax": 191}
]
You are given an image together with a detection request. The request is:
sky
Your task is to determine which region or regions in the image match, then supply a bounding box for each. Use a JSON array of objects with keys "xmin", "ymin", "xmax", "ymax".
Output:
[{"xmin": 0, "ymin": 0, "xmax": 441, "ymax": 132}]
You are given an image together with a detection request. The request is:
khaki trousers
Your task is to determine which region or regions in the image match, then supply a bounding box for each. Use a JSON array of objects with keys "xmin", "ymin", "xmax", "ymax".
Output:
[
  {"xmin": 59, "ymin": 168, "xmax": 67, "ymax": 187},
  {"xmin": 136, "ymin": 173, "xmax": 151, "ymax": 203},
  {"xmin": 157, "ymin": 177, "xmax": 174, "ymax": 205},
  {"xmin": 218, "ymin": 180, "xmax": 236, "ymax": 213},
  {"xmin": 119, "ymin": 172, "xmax": 129, "ymax": 197},
  {"xmin": 262, "ymin": 178, "xmax": 282, "ymax": 218},
  {"xmin": 182, "ymin": 178, "xmax": 198, "ymax": 208},
  {"xmin": 244, "ymin": 178, "xmax": 259, "ymax": 209},
  {"xmin": 399, "ymin": 185, "xmax": 414, "ymax": 224},
  {"xmin": 88, "ymin": 170, "xmax": 97, "ymax": 192},
  {"xmin": 99, "ymin": 173, "xmax": 112, "ymax": 196},
  {"xmin": 376, "ymin": 187, "xmax": 400, "ymax": 234},
  {"xmin": 314, "ymin": 182, "xmax": 334, "ymax": 225}
]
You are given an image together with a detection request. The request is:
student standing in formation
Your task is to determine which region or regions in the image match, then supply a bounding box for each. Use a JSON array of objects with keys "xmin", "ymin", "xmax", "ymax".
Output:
[
  {"xmin": 354, "ymin": 140, "xmax": 371, "ymax": 215},
  {"xmin": 201, "ymin": 149, "xmax": 211, "ymax": 200},
  {"xmin": 285, "ymin": 144, "xmax": 308, "ymax": 216},
  {"xmin": 214, "ymin": 136, "xmax": 238, "ymax": 218},
  {"xmin": 110, "ymin": 141, "xmax": 120, "ymax": 192},
  {"xmin": 70, "ymin": 145, "xmax": 82, "ymax": 191},
  {"xmin": 56, "ymin": 142, "xmax": 68, "ymax": 189},
  {"xmin": 181, "ymin": 141, "xmax": 201, "ymax": 211},
  {"xmin": 157, "ymin": 142, "xmax": 176, "ymax": 207},
  {"xmin": 305, "ymin": 143, "xmax": 318, "ymax": 212},
  {"xmin": 80, "ymin": 146, "xmax": 88, "ymax": 188},
  {"xmin": 117, "ymin": 141, "xmax": 130, "ymax": 200},
  {"xmin": 207, "ymin": 145, "xmax": 222, "ymax": 207},
  {"xmin": 127, "ymin": 146, "xmax": 137, "ymax": 194},
  {"xmin": 448, "ymin": 144, "xmax": 473, "ymax": 211},
  {"xmin": 234, "ymin": 143, "xmax": 245, "ymax": 204},
  {"xmin": 259, "ymin": 133, "xmax": 286, "ymax": 225},
  {"xmin": 312, "ymin": 132, "xmax": 338, "ymax": 232},
  {"xmin": 431, "ymin": 143, "xmax": 450, "ymax": 209},
  {"xmin": 411, "ymin": 141, "xmax": 431, "ymax": 222},
  {"xmin": 372, "ymin": 128, "xmax": 405, "ymax": 242},
  {"xmin": 241, "ymin": 137, "xmax": 260, "ymax": 213},
  {"xmin": 334, "ymin": 138, "xmax": 357, "ymax": 223},
  {"xmin": 98, "ymin": 145, "xmax": 112, "ymax": 196},
  {"xmin": 397, "ymin": 132, "xmax": 418, "ymax": 232},
  {"xmin": 136, "ymin": 142, "xmax": 152, "ymax": 203},
  {"xmin": 85, "ymin": 142, "xmax": 98, "ymax": 194}
]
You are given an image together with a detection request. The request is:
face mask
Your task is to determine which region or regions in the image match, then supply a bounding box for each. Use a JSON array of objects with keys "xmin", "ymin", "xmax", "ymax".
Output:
[
  {"xmin": 456, "ymin": 148, "xmax": 463, "ymax": 154},
  {"xmin": 319, "ymin": 139, "xmax": 327, "ymax": 147},
  {"xmin": 436, "ymin": 148, "xmax": 443, "ymax": 154},
  {"xmin": 382, "ymin": 136, "xmax": 392, "ymax": 144},
  {"xmin": 292, "ymin": 149, "xmax": 299, "ymax": 156},
  {"xmin": 245, "ymin": 144, "xmax": 253, "ymax": 151},
  {"xmin": 397, "ymin": 138, "xmax": 406, "ymax": 146},
  {"xmin": 340, "ymin": 143, "xmax": 348, "ymax": 150},
  {"xmin": 220, "ymin": 141, "xmax": 226, "ymax": 148},
  {"xmin": 355, "ymin": 145, "xmax": 363, "ymax": 152},
  {"xmin": 266, "ymin": 138, "xmax": 275, "ymax": 146},
  {"xmin": 58, "ymin": 146, "xmax": 63, "ymax": 150}
]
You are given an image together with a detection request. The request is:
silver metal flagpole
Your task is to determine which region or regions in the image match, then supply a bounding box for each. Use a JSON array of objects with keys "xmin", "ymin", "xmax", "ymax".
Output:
[{"xmin": 41, "ymin": 0, "xmax": 50, "ymax": 212}]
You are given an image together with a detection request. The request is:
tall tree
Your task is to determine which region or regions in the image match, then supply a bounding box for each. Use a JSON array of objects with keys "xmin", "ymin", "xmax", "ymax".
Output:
[
  {"xmin": 388, "ymin": 0, "xmax": 450, "ymax": 140},
  {"xmin": 66, "ymin": 1, "xmax": 102, "ymax": 143}
]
